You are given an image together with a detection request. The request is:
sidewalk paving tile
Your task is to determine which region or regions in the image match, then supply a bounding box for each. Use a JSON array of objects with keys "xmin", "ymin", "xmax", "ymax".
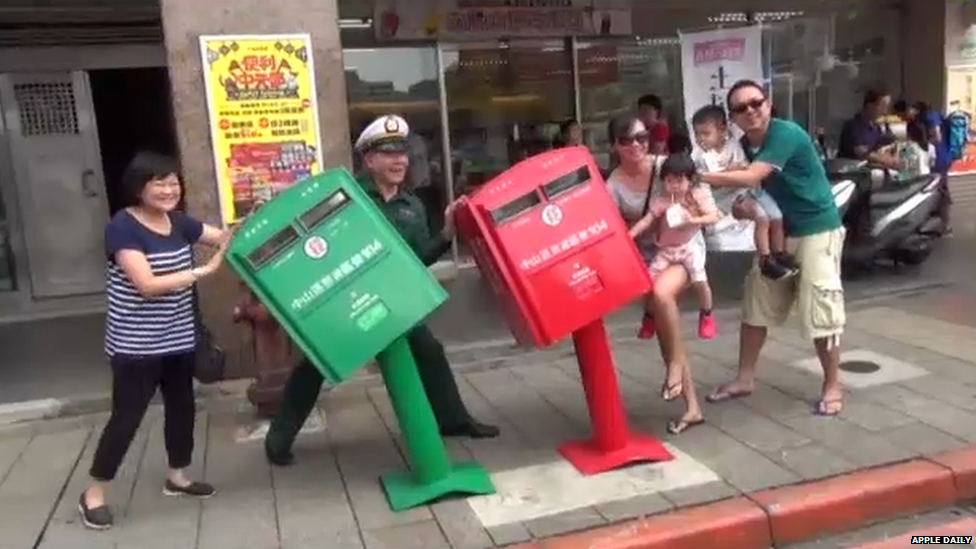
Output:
[
  {"xmin": 522, "ymin": 507, "xmax": 605, "ymax": 539},
  {"xmin": 658, "ymin": 479, "xmax": 741, "ymax": 508},
  {"xmin": 0, "ymin": 433, "xmax": 30, "ymax": 485},
  {"xmin": 324, "ymin": 389, "xmax": 432, "ymax": 530},
  {"xmin": 40, "ymin": 414, "xmax": 147, "ymax": 549},
  {"xmin": 197, "ymin": 412, "xmax": 279, "ymax": 549},
  {"xmin": 272, "ymin": 421, "xmax": 364, "ymax": 549},
  {"xmin": 779, "ymin": 415, "xmax": 917, "ymax": 468},
  {"xmin": 838, "ymin": 402, "xmax": 917, "ymax": 433},
  {"xmin": 883, "ymin": 422, "xmax": 968, "ymax": 456},
  {"xmin": 361, "ymin": 519, "xmax": 451, "ymax": 549},
  {"xmin": 117, "ymin": 412, "xmax": 207, "ymax": 549},
  {"xmin": 667, "ymin": 423, "xmax": 800, "ymax": 493},
  {"xmin": 761, "ymin": 442, "xmax": 860, "ymax": 481},
  {"xmin": 0, "ymin": 427, "xmax": 90, "ymax": 548}
]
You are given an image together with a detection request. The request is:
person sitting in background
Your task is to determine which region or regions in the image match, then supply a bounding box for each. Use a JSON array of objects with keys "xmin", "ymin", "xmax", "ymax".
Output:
[
  {"xmin": 838, "ymin": 88, "xmax": 902, "ymax": 170},
  {"xmin": 638, "ymin": 94, "xmax": 671, "ymax": 154},
  {"xmin": 557, "ymin": 118, "xmax": 584, "ymax": 147}
]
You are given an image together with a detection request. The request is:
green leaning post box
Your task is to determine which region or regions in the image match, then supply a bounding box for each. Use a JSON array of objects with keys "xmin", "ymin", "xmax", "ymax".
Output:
[{"xmin": 226, "ymin": 167, "xmax": 494, "ymax": 511}]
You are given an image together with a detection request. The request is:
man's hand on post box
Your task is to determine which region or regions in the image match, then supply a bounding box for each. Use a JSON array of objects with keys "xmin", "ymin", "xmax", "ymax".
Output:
[{"xmin": 441, "ymin": 198, "xmax": 462, "ymax": 240}]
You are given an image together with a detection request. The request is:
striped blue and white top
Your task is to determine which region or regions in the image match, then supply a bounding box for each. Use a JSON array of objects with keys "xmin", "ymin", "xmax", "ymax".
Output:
[{"xmin": 104, "ymin": 210, "xmax": 203, "ymax": 358}]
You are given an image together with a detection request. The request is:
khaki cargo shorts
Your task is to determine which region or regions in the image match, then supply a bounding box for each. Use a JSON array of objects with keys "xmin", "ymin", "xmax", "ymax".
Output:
[{"xmin": 741, "ymin": 227, "xmax": 846, "ymax": 341}]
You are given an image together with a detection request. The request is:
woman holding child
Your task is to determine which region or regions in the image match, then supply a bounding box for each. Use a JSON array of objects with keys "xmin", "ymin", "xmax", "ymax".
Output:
[{"xmin": 604, "ymin": 115, "xmax": 713, "ymax": 434}]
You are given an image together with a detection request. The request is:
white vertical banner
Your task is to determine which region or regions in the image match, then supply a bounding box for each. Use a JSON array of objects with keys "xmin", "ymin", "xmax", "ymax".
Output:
[{"xmin": 679, "ymin": 26, "xmax": 763, "ymax": 252}]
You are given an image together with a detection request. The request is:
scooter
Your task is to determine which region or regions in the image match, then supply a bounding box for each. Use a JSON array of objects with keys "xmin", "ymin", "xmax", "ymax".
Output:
[{"xmin": 824, "ymin": 158, "xmax": 945, "ymax": 270}]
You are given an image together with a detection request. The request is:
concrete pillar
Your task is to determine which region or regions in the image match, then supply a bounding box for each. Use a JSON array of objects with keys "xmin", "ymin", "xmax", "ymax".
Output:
[
  {"xmin": 902, "ymin": 0, "xmax": 947, "ymax": 109},
  {"xmin": 159, "ymin": 0, "xmax": 351, "ymax": 405}
]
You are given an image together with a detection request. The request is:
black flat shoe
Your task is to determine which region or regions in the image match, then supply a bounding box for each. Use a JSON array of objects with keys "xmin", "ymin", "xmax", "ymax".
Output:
[
  {"xmin": 265, "ymin": 443, "xmax": 296, "ymax": 467},
  {"xmin": 78, "ymin": 493, "xmax": 113, "ymax": 530},
  {"xmin": 163, "ymin": 480, "xmax": 216, "ymax": 498},
  {"xmin": 440, "ymin": 421, "xmax": 500, "ymax": 439}
]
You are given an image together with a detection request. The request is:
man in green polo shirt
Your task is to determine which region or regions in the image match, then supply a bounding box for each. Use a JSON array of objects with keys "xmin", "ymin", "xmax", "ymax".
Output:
[
  {"xmin": 264, "ymin": 115, "xmax": 499, "ymax": 466},
  {"xmin": 699, "ymin": 79, "xmax": 846, "ymax": 416}
]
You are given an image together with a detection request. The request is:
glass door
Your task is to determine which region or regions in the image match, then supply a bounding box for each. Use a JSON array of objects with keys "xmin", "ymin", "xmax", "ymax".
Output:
[
  {"xmin": 343, "ymin": 46, "xmax": 451, "ymax": 261},
  {"xmin": 0, "ymin": 175, "xmax": 15, "ymax": 293}
]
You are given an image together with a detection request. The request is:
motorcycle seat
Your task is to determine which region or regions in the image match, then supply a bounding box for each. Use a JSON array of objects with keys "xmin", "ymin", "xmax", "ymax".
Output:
[{"xmin": 870, "ymin": 175, "xmax": 937, "ymax": 208}]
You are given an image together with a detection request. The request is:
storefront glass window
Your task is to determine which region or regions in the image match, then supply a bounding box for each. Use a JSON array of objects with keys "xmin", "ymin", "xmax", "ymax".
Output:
[
  {"xmin": 343, "ymin": 47, "xmax": 451, "ymax": 255},
  {"xmin": 0, "ymin": 188, "xmax": 15, "ymax": 292},
  {"xmin": 442, "ymin": 39, "xmax": 575, "ymax": 196},
  {"xmin": 442, "ymin": 39, "xmax": 575, "ymax": 262},
  {"xmin": 576, "ymin": 37, "xmax": 682, "ymax": 172}
]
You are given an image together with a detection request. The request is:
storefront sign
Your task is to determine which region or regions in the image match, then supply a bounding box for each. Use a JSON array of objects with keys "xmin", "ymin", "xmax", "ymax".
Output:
[
  {"xmin": 679, "ymin": 26, "xmax": 763, "ymax": 252},
  {"xmin": 199, "ymin": 34, "xmax": 324, "ymax": 225},
  {"xmin": 374, "ymin": 0, "xmax": 631, "ymax": 40}
]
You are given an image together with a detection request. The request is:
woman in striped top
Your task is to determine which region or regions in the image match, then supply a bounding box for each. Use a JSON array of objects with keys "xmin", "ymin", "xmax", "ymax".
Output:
[{"xmin": 80, "ymin": 152, "xmax": 228, "ymax": 530}]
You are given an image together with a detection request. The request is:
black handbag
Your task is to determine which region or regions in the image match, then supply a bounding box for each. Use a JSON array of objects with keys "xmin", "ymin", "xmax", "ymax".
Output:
[{"xmin": 192, "ymin": 287, "xmax": 226, "ymax": 384}]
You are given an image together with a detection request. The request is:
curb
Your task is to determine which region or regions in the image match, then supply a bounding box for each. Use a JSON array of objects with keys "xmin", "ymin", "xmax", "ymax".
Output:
[{"xmin": 504, "ymin": 447, "xmax": 976, "ymax": 549}]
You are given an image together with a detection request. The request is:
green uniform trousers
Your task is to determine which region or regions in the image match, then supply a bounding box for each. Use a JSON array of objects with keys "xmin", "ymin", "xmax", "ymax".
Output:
[{"xmin": 265, "ymin": 323, "xmax": 471, "ymax": 455}]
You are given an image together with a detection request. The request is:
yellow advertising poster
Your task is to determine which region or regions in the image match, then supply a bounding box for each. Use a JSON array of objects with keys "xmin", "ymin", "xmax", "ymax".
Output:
[{"xmin": 199, "ymin": 34, "xmax": 323, "ymax": 225}]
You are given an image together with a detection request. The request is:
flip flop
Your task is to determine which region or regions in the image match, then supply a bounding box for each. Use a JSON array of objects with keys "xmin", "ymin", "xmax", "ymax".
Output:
[
  {"xmin": 705, "ymin": 386, "xmax": 753, "ymax": 403},
  {"xmin": 667, "ymin": 417, "xmax": 706, "ymax": 435},
  {"xmin": 815, "ymin": 398, "xmax": 844, "ymax": 416},
  {"xmin": 661, "ymin": 380, "xmax": 684, "ymax": 401}
]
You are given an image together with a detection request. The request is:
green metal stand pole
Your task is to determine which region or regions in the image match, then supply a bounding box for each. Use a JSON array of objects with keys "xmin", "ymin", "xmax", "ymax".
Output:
[
  {"xmin": 376, "ymin": 335, "xmax": 495, "ymax": 511},
  {"xmin": 377, "ymin": 335, "xmax": 451, "ymax": 484}
]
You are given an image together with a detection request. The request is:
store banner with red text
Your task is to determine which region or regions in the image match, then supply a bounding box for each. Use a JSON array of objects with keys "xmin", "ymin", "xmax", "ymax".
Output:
[
  {"xmin": 373, "ymin": 0, "xmax": 631, "ymax": 41},
  {"xmin": 200, "ymin": 34, "xmax": 324, "ymax": 225}
]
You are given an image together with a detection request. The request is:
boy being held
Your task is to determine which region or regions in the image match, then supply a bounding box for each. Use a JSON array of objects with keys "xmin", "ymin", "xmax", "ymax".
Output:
[{"xmin": 691, "ymin": 105, "xmax": 798, "ymax": 280}]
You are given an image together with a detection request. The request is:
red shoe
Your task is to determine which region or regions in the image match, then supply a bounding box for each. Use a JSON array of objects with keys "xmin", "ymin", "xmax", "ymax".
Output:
[
  {"xmin": 698, "ymin": 311, "xmax": 717, "ymax": 339},
  {"xmin": 638, "ymin": 313, "xmax": 657, "ymax": 339}
]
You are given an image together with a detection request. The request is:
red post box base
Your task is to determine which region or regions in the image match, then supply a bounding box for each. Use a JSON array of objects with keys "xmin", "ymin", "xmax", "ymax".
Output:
[
  {"xmin": 560, "ymin": 319, "xmax": 674, "ymax": 476},
  {"xmin": 558, "ymin": 433, "xmax": 673, "ymax": 476}
]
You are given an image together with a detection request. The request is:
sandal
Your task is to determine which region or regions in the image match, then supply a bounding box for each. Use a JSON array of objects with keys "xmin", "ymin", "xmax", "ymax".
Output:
[
  {"xmin": 667, "ymin": 417, "xmax": 706, "ymax": 435},
  {"xmin": 661, "ymin": 380, "xmax": 683, "ymax": 401},
  {"xmin": 815, "ymin": 398, "xmax": 844, "ymax": 417},
  {"xmin": 705, "ymin": 385, "xmax": 753, "ymax": 404}
]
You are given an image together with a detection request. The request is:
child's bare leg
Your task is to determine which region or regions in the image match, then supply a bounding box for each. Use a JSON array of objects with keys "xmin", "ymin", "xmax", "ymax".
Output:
[
  {"xmin": 733, "ymin": 196, "xmax": 771, "ymax": 256},
  {"xmin": 754, "ymin": 216, "xmax": 772, "ymax": 257},
  {"xmin": 693, "ymin": 281, "xmax": 713, "ymax": 312},
  {"xmin": 769, "ymin": 218, "xmax": 787, "ymax": 255}
]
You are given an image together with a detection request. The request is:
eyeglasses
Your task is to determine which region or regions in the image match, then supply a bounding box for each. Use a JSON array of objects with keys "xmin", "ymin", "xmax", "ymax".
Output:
[
  {"xmin": 617, "ymin": 132, "xmax": 650, "ymax": 146},
  {"xmin": 730, "ymin": 98, "xmax": 766, "ymax": 115}
]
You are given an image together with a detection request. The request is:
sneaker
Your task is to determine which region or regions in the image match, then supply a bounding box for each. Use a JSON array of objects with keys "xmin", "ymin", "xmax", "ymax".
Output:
[
  {"xmin": 637, "ymin": 312, "xmax": 657, "ymax": 339},
  {"xmin": 773, "ymin": 251, "xmax": 799, "ymax": 271},
  {"xmin": 698, "ymin": 311, "xmax": 717, "ymax": 339},
  {"xmin": 78, "ymin": 493, "xmax": 113, "ymax": 530},
  {"xmin": 759, "ymin": 255, "xmax": 797, "ymax": 281},
  {"xmin": 163, "ymin": 479, "xmax": 216, "ymax": 499}
]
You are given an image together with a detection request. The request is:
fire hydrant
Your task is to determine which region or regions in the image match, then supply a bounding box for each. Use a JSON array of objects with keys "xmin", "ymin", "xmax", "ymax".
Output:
[{"xmin": 233, "ymin": 283, "xmax": 296, "ymax": 418}]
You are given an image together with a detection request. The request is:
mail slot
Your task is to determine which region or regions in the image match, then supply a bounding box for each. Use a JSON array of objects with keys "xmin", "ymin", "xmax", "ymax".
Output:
[
  {"xmin": 456, "ymin": 146, "xmax": 652, "ymax": 347},
  {"xmin": 227, "ymin": 167, "xmax": 448, "ymax": 383}
]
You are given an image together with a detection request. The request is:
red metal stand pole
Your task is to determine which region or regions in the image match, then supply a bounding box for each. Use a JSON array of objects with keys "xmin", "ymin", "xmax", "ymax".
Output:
[
  {"xmin": 571, "ymin": 319, "xmax": 629, "ymax": 451},
  {"xmin": 558, "ymin": 318, "xmax": 673, "ymax": 475}
]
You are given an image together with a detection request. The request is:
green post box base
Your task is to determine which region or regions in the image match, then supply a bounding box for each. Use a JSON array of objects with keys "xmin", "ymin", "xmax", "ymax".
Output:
[
  {"xmin": 376, "ymin": 335, "xmax": 495, "ymax": 512},
  {"xmin": 381, "ymin": 461, "xmax": 495, "ymax": 512}
]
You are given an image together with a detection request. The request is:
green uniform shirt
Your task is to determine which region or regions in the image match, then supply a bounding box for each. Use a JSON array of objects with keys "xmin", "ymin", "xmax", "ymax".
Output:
[
  {"xmin": 356, "ymin": 173, "xmax": 451, "ymax": 266},
  {"xmin": 749, "ymin": 118, "xmax": 842, "ymax": 237}
]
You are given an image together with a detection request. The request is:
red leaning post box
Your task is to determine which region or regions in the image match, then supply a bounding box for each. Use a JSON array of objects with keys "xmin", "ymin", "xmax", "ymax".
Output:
[
  {"xmin": 457, "ymin": 146, "xmax": 673, "ymax": 476},
  {"xmin": 455, "ymin": 146, "xmax": 652, "ymax": 347}
]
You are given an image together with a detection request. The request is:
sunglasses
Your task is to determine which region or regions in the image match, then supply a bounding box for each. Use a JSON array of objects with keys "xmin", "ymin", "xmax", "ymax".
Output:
[
  {"xmin": 730, "ymin": 98, "xmax": 766, "ymax": 115},
  {"xmin": 617, "ymin": 132, "xmax": 650, "ymax": 146}
]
